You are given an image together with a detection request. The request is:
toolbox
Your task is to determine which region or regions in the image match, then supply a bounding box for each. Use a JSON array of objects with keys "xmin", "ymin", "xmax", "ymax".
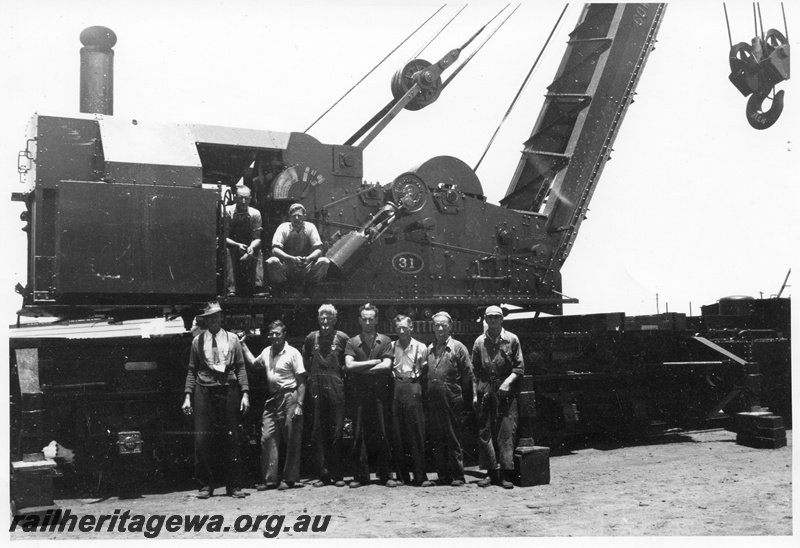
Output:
[{"xmin": 513, "ymin": 445, "xmax": 550, "ymax": 487}]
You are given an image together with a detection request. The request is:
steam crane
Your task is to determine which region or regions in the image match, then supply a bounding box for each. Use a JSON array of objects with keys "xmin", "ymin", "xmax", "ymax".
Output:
[{"xmin": 13, "ymin": 4, "xmax": 665, "ymax": 333}]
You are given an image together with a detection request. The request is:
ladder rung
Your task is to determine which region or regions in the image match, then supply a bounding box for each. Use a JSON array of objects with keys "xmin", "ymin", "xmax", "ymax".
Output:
[
  {"xmin": 567, "ymin": 37, "xmax": 613, "ymax": 45},
  {"xmin": 544, "ymin": 93, "xmax": 592, "ymax": 101},
  {"xmin": 522, "ymin": 150, "xmax": 570, "ymax": 160}
]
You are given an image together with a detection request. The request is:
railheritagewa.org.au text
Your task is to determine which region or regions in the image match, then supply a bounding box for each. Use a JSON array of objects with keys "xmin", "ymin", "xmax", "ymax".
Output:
[{"xmin": 11, "ymin": 509, "xmax": 331, "ymax": 538}]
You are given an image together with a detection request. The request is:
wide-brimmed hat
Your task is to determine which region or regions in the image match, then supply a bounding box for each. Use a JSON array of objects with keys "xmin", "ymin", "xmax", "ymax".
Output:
[
  {"xmin": 484, "ymin": 305, "xmax": 504, "ymax": 317},
  {"xmin": 197, "ymin": 301, "xmax": 223, "ymax": 317}
]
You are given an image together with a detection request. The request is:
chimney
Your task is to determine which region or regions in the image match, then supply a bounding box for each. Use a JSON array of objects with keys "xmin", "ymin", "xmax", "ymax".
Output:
[{"xmin": 79, "ymin": 26, "xmax": 116, "ymax": 115}]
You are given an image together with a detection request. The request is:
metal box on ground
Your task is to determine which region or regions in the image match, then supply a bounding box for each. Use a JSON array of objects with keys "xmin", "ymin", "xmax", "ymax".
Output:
[
  {"xmin": 11, "ymin": 457, "xmax": 58, "ymax": 514},
  {"xmin": 513, "ymin": 445, "xmax": 550, "ymax": 487},
  {"xmin": 733, "ymin": 412, "xmax": 787, "ymax": 449}
]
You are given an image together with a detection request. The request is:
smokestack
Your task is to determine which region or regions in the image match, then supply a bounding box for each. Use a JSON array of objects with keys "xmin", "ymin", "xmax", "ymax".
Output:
[{"xmin": 79, "ymin": 26, "xmax": 117, "ymax": 115}]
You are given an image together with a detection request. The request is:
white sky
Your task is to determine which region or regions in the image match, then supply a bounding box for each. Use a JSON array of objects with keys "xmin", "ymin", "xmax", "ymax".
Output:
[{"xmin": 0, "ymin": 0, "xmax": 796, "ymax": 324}]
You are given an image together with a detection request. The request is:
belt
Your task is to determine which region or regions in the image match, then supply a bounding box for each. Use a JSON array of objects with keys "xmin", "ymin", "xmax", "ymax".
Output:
[
  {"xmin": 310, "ymin": 370, "xmax": 343, "ymax": 378},
  {"xmin": 264, "ymin": 385, "xmax": 296, "ymax": 406},
  {"xmin": 394, "ymin": 376, "xmax": 420, "ymax": 383}
]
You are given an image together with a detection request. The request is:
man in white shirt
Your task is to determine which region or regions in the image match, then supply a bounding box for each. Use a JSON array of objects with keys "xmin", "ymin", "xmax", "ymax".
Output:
[
  {"xmin": 266, "ymin": 203, "xmax": 329, "ymax": 290},
  {"xmin": 390, "ymin": 315, "xmax": 433, "ymax": 487},
  {"xmin": 251, "ymin": 320, "xmax": 307, "ymax": 490}
]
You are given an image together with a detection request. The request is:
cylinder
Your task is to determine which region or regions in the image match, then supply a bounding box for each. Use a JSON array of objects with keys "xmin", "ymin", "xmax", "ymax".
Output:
[
  {"xmin": 327, "ymin": 231, "xmax": 370, "ymax": 275},
  {"xmin": 79, "ymin": 26, "xmax": 117, "ymax": 115}
]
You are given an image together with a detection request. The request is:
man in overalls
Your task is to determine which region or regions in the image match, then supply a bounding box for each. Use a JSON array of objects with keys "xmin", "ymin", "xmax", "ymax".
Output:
[
  {"xmin": 426, "ymin": 311, "xmax": 473, "ymax": 486},
  {"xmin": 472, "ymin": 305, "xmax": 525, "ymax": 489},
  {"xmin": 224, "ymin": 185, "xmax": 263, "ymax": 297},
  {"xmin": 303, "ymin": 304, "xmax": 350, "ymax": 488}
]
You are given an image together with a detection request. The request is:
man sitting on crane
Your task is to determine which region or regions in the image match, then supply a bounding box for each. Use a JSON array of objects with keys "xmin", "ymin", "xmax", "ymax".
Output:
[
  {"xmin": 266, "ymin": 203, "xmax": 330, "ymax": 293},
  {"xmin": 224, "ymin": 185, "xmax": 263, "ymax": 297}
]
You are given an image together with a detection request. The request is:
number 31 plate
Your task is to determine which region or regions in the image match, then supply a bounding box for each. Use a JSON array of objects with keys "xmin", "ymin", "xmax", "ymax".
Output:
[{"xmin": 392, "ymin": 252, "xmax": 424, "ymax": 274}]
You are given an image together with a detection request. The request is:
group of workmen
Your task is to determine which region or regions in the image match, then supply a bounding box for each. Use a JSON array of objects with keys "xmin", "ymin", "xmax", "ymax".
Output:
[
  {"xmin": 224, "ymin": 186, "xmax": 328, "ymax": 297},
  {"xmin": 182, "ymin": 300, "xmax": 525, "ymax": 498}
]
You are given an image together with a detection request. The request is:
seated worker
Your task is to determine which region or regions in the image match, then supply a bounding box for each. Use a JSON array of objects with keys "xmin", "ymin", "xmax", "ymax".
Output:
[
  {"xmin": 224, "ymin": 185, "xmax": 263, "ymax": 297},
  {"xmin": 266, "ymin": 203, "xmax": 329, "ymax": 289}
]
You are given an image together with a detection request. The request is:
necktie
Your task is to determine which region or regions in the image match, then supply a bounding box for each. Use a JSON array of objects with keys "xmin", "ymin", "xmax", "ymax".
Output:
[{"xmin": 212, "ymin": 334, "xmax": 220, "ymax": 365}]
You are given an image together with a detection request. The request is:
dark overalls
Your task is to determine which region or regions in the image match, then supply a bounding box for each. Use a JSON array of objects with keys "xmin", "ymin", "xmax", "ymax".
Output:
[
  {"xmin": 225, "ymin": 207, "xmax": 262, "ymax": 297},
  {"xmin": 472, "ymin": 330, "xmax": 524, "ymax": 472},
  {"xmin": 304, "ymin": 330, "xmax": 348, "ymax": 483},
  {"xmin": 425, "ymin": 338, "xmax": 473, "ymax": 483}
]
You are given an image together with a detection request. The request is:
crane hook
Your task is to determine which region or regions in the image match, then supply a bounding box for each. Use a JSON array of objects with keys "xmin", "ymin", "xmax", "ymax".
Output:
[{"xmin": 746, "ymin": 87, "xmax": 785, "ymax": 130}]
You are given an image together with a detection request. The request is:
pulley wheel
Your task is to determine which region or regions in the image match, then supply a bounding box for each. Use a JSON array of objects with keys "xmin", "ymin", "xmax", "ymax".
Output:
[
  {"xmin": 391, "ymin": 59, "xmax": 442, "ymax": 111},
  {"xmin": 391, "ymin": 172, "xmax": 428, "ymax": 213}
]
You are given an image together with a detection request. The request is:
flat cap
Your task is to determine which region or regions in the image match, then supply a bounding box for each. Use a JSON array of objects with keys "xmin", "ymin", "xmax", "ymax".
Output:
[{"xmin": 484, "ymin": 305, "xmax": 504, "ymax": 317}]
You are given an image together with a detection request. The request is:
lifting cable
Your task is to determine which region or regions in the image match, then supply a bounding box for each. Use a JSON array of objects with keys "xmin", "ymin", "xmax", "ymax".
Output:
[
  {"xmin": 407, "ymin": 4, "xmax": 468, "ymax": 63},
  {"xmin": 304, "ymin": 4, "xmax": 446, "ymax": 133},
  {"xmin": 473, "ymin": 3, "xmax": 570, "ymax": 172},
  {"xmin": 723, "ymin": 4, "xmax": 733, "ymax": 49},
  {"xmin": 344, "ymin": 5, "xmax": 508, "ymax": 147},
  {"xmin": 442, "ymin": 4, "xmax": 517, "ymax": 91},
  {"xmin": 781, "ymin": 3, "xmax": 789, "ymax": 39},
  {"xmin": 725, "ymin": 2, "xmax": 789, "ymax": 49}
]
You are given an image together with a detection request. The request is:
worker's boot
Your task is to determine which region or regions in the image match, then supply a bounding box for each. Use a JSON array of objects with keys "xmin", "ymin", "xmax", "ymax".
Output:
[
  {"xmin": 501, "ymin": 470, "xmax": 515, "ymax": 489},
  {"xmin": 478, "ymin": 469, "xmax": 499, "ymax": 488}
]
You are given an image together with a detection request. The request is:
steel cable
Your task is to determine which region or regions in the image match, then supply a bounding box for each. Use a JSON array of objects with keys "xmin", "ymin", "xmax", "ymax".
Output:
[
  {"xmin": 723, "ymin": 3, "xmax": 733, "ymax": 49},
  {"xmin": 407, "ymin": 4, "xmax": 468, "ymax": 62},
  {"xmin": 473, "ymin": 4, "xmax": 570, "ymax": 172},
  {"xmin": 304, "ymin": 4, "xmax": 446, "ymax": 133},
  {"xmin": 441, "ymin": 4, "xmax": 516, "ymax": 91}
]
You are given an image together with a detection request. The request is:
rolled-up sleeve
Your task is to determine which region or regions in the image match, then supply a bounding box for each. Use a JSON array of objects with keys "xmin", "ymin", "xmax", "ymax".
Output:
[
  {"xmin": 272, "ymin": 224, "xmax": 287, "ymax": 249},
  {"xmin": 292, "ymin": 348, "xmax": 306, "ymax": 376},
  {"xmin": 251, "ymin": 210, "xmax": 263, "ymax": 240},
  {"xmin": 308, "ymin": 224, "xmax": 323, "ymax": 249},
  {"xmin": 231, "ymin": 339, "xmax": 249, "ymax": 392},
  {"xmin": 510, "ymin": 334, "xmax": 524, "ymax": 377}
]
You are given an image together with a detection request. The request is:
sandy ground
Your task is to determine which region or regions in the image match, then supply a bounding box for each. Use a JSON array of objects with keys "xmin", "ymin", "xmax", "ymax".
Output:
[{"xmin": 9, "ymin": 428, "xmax": 792, "ymax": 542}]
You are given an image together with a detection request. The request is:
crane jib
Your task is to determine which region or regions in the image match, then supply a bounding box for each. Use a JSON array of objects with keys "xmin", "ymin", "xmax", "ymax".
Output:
[{"xmin": 501, "ymin": 3, "xmax": 667, "ymax": 274}]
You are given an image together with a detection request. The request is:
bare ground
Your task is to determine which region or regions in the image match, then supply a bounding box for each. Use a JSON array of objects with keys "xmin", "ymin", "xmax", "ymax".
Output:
[{"xmin": 10, "ymin": 428, "xmax": 792, "ymax": 540}]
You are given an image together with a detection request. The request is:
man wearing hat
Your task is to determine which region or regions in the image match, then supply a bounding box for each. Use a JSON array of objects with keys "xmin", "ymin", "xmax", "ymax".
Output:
[
  {"xmin": 266, "ymin": 203, "xmax": 330, "ymax": 290},
  {"xmin": 182, "ymin": 302, "xmax": 250, "ymax": 499},
  {"xmin": 426, "ymin": 311, "xmax": 473, "ymax": 486},
  {"xmin": 471, "ymin": 305, "xmax": 524, "ymax": 489}
]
